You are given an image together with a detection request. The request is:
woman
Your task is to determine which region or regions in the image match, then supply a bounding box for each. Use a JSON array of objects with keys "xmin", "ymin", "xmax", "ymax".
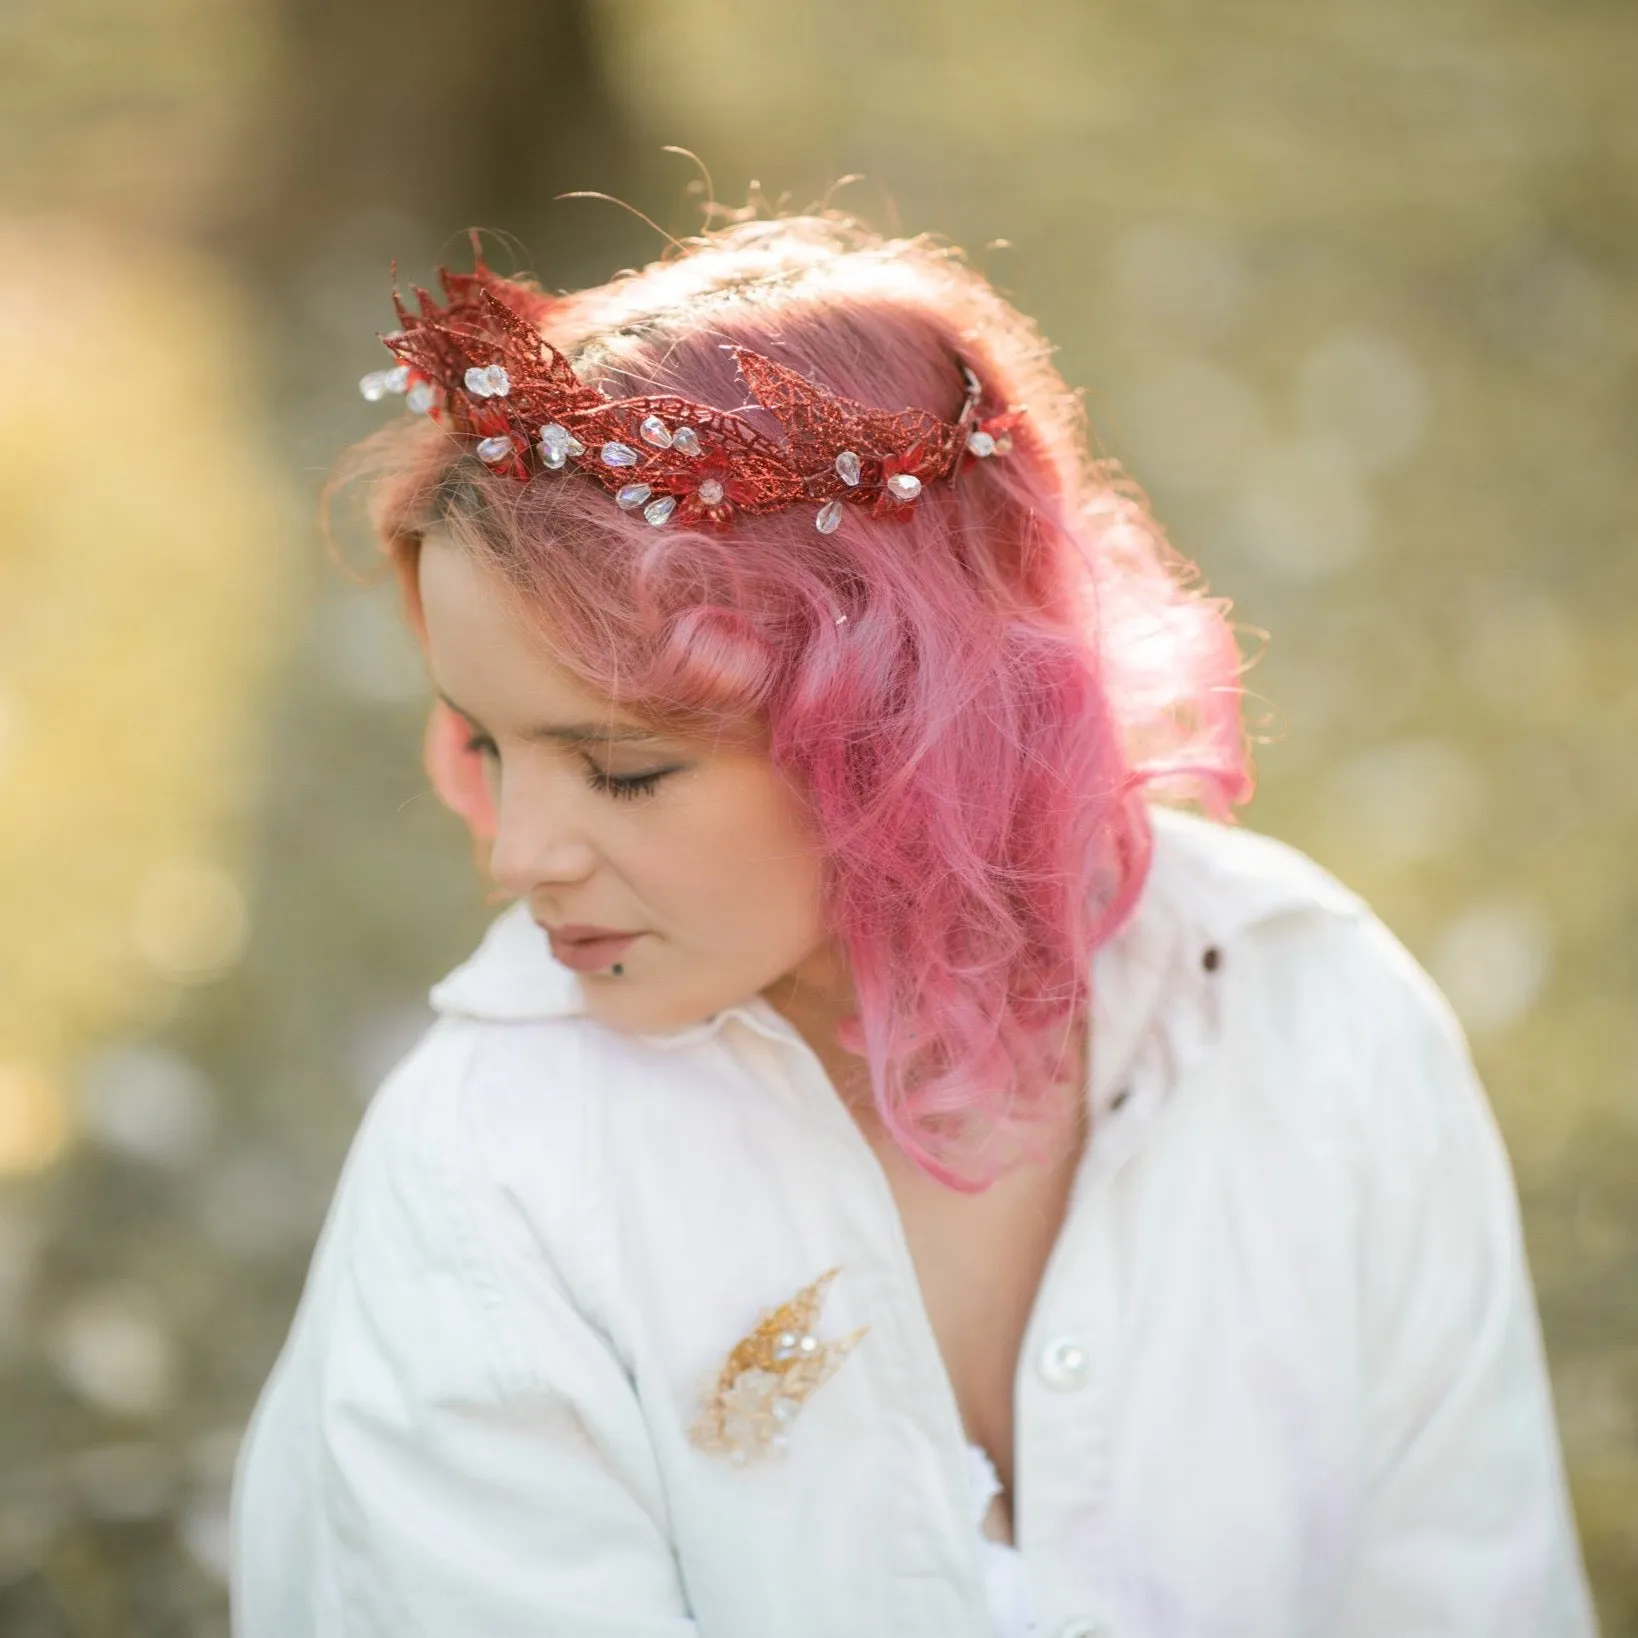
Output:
[{"xmin": 230, "ymin": 214, "xmax": 1596, "ymax": 1636}]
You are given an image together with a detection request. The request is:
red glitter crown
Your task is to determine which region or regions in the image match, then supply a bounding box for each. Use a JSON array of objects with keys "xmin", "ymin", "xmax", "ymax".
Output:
[{"xmin": 359, "ymin": 244, "xmax": 1020, "ymax": 534}]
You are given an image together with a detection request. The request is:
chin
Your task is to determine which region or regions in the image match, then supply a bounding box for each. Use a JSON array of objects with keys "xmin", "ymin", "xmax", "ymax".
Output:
[{"xmin": 583, "ymin": 981, "xmax": 732, "ymax": 1036}]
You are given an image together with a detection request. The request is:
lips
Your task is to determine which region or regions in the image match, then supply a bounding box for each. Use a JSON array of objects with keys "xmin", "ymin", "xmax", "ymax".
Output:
[
  {"xmin": 542, "ymin": 926, "xmax": 642, "ymax": 973},
  {"xmin": 548, "ymin": 924, "xmax": 640, "ymax": 943}
]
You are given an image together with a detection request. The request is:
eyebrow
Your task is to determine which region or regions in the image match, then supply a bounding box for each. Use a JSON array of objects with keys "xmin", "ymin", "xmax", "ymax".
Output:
[{"xmin": 436, "ymin": 691, "xmax": 667, "ymax": 747}]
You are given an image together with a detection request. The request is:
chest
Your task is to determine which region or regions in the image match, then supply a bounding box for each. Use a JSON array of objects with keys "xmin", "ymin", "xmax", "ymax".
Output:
[{"xmin": 868, "ymin": 1127, "xmax": 1086, "ymax": 1543}]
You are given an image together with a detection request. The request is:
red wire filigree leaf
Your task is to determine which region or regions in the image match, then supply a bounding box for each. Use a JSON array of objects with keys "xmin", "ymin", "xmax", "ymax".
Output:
[
  {"xmin": 363, "ymin": 247, "xmax": 1013, "ymax": 517},
  {"xmin": 731, "ymin": 346, "xmax": 959, "ymax": 484}
]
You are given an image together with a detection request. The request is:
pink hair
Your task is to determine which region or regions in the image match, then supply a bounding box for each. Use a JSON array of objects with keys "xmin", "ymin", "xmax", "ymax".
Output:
[{"xmin": 345, "ymin": 214, "xmax": 1253, "ymax": 1189}]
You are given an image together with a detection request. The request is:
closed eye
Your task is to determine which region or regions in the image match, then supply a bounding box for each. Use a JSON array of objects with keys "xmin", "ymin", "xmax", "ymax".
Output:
[
  {"xmin": 462, "ymin": 732, "xmax": 676, "ymax": 803},
  {"xmin": 584, "ymin": 766, "xmax": 672, "ymax": 802}
]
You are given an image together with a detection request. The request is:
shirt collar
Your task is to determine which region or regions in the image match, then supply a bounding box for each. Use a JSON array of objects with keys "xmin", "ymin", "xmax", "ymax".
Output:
[{"xmin": 426, "ymin": 806, "xmax": 1362, "ymax": 1087}]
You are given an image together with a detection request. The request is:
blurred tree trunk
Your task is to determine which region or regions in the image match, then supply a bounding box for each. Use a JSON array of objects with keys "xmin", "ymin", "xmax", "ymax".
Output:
[{"xmin": 226, "ymin": 0, "xmax": 640, "ymax": 287}]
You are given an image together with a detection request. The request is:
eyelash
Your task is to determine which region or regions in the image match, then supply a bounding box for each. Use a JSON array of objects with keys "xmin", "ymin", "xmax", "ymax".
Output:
[{"xmin": 462, "ymin": 733, "xmax": 672, "ymax": 803}]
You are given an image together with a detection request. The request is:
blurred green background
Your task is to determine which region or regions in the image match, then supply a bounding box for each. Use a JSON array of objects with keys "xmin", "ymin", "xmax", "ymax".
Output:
[{"xmin": 1, "ymin": 0, "xmax": 1634, "ymax": 1631}]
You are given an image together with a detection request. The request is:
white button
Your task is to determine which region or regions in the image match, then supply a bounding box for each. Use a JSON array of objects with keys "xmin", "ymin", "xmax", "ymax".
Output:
[
  {"xmin": 1055, "ymin": 1621, "xmax": 1111, "ymax": 1638},
  {"xmin": 1038, "ymin": 1335, "xmax": 1092, "ymax": 1390}
]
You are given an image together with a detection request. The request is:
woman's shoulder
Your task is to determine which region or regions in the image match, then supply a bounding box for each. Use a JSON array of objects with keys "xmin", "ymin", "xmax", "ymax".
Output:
[
  {"xmin": 380, "ymin": 904, "xmax": 628, "ymax": 1158},
  {"xmin": 1141, "ymin": 802, "xmax": 1365, "ymax": 933},
  {"xmin": 290, "ymin": 1000, "xmax": 635, "ymax": 1395},
  {"xmin": 1143, "ymin": 806, "xmax": 1487, "ymax": 1165},
  {"xmin": 1143, "ymin": 803, "xmax": 1433, "ymax": 1006},
  {"xmin": 349, "ymin": 1006, "xmax": 589, "ymax": 1172},
  {"xmin": 342, "ymin": 998, "xmax": 610, "ymax": 1263}
]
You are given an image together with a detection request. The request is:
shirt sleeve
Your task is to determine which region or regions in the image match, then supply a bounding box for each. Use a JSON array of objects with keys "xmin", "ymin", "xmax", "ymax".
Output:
[
  {"xmin": 231, "ymin": 1025, "xmax": 698, "ymax": 1638},
  {"xmin": 1332, "ymin": 920, "xmax": 1598, "ymax": 1638}
]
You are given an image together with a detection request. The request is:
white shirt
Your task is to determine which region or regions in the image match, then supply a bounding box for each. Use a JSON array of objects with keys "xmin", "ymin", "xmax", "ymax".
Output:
[
  {"xmin": 966, "ymin": 1442, "xmax": 1042, "ymax": 1635},
  {"xmin": 230, "ymin": 807, "xmax": 1597, "ymax": 1638}
]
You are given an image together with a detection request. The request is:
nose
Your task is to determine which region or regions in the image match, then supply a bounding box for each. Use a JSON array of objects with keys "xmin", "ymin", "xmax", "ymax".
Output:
[{"xmin": 486, "ymin": 765, "xmax": 599, "ymax": 898}]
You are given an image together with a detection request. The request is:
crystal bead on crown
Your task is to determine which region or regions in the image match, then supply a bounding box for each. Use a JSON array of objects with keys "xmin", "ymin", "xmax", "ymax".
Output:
[
  {"xmin": 671, "ymin": 426, "xmax": 703, "ymax": 457},
  {"xmin": 835, "ymin": 451, "xmax": 862, "ymax": 487},
  {"xmin": 601, "ymin": 442, "xmax": 639, "ymax": 468},
  {"xmin": 358, "ymin": 364, "xmax": 410, "ymax": 401},
  {"xmin": 640, "ymin": 416, "xmax": 673, "ymax": 449},
  {"xmin": 886, "ymin": 472, "xmax": 922, "ymax": 501},
  {"xmin": 617, "ymin": 483, "xmax": 652, "ymax": 510},
  {"xmin": 538, "ymin": 423, "xmax": 584, "ymax": 468},
  {"xmin": 644, "ymin": 495, "xmax": 677, "ymax": 527}
]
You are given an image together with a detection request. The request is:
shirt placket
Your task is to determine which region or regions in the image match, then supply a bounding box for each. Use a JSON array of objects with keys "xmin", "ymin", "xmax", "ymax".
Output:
[
  {"xmin": 1012, "ymin": 1145, "xmax": 1121, "ymax": 1638},
  {"xmin": 1013, "ymin": 935, "xmax": 1223, "ymax": 1638},
  {"xmin": 764, "ymin": 1021, "xmax": 1002, "ymax": 1638}
]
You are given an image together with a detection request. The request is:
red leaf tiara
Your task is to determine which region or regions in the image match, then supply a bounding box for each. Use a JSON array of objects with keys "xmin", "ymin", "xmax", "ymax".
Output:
[{"xmin": 359, "ymin": 246, "xmax": 1019, "ymax": 534}]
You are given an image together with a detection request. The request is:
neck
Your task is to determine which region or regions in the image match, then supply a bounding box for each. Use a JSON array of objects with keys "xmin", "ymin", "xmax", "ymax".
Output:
[
  {"xmin": 763, "ymin": 947, "xmax": 1090, "ymax": 1157},
  {"xmin": 762, "ymin": 937, "xmax": 856, "ymax": 1039}
]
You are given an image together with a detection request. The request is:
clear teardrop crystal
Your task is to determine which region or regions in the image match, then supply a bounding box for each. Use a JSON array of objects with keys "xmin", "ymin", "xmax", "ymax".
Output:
[
  {"xmin": 464, "ymin": 366, "xmax": 492, "ymax": 396},
  {"xmin": 886, "ymin": 472, "xmax": 922, "ymax": 501},
  {"xmin": 601, "ymin": 442, "xmax": 639, "ymax": 468},
  {"xmin": 475, "ymin": 435, "xmax": 513, "ymax": 463},
  {"xmin": 643, "ymin": 495, "xmax": 677, "ymax": 527},
  {"xmin": 697, "ymin": 479, "xmax": 725, "ymax": 506},
  {"xmin": 483, "ymin": 364, "xmax": 510, "ymax": 396},
  {"xmin": 815, "ymin": 499, "xmax": 844, "ymax": 534},
  {"xmin": 359, "ymin": 364, "xmax": 410, "ymax": 401},
  {"xmin": 671, "ymin": 426, "xmax": 702, "ymax": 457},
  {"xmin": 539, "ymin": 424, "xmax": 585, "ymax": 461},
  {"xmin": 966, "ymin": 429, "xmax": 997, "ymax": 458},
  {"xmin": 616, "ymin": 483, "xmax": 652, "ymax": 510},
  {"xmin": 834, "ymin": 450, "xmax": 862, "ymax": 487},
  {"xmin": 639, "ymin": 416, "xmax": 673, "ymax": 449},
  {"xmin": 406, "ymin": 382, "xmax": 436, "ymax": 414},
  {"xmin": 538, "ymin": 442, "xmax": 567, "ymax": 471}
]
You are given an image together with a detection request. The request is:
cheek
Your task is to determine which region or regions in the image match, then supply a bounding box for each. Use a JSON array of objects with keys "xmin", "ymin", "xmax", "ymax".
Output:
[
  {"xmin": 424, "ymin": 701, "xmax": 496, "ymax": 838},
  {"xmin": 664, "ymin": 774, "xmax": 827, "ymax": 949},
  {"xmin": 584, "ymin": 770, "xmax": 829, "ymax": 1032}
]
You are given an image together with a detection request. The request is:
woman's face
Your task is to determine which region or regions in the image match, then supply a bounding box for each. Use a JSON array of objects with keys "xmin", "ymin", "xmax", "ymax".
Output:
[{"xmin": 416, "ymin": 531, "xmax": 842, "ymax": 1037}]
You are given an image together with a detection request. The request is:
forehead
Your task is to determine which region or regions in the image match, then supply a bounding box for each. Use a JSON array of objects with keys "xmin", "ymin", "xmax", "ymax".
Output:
[
  {"xmin": 413, "ymin": 527, "xmax": 771, "ymax": 755},
  {"xmin": 416, "ymin": 533, "xmax": 648, "ymax": 725}
]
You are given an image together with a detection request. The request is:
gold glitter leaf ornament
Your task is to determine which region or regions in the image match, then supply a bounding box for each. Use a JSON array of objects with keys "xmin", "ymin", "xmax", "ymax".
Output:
[{"xmin": 689, "ymin": 1268, "xmax": 867, "ymax": 1466}]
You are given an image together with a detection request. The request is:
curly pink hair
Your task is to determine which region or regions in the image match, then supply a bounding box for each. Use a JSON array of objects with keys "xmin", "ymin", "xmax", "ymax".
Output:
[{"xmin": 343, "ymin": 214, "xmax": 1252, "ymax": 1189}]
